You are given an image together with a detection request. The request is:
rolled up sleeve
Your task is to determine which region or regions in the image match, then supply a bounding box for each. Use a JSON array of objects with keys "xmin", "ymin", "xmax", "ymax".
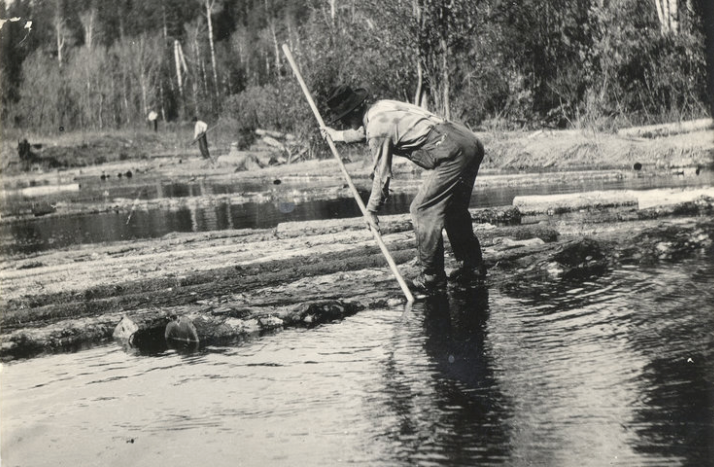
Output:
[
  {"xmin": 366, "ymin": 137, "xmax": 392, "ymax": 212},
  {"xmin": 342, "ymin": 127, "xmax": 366, "ymax": 143}
]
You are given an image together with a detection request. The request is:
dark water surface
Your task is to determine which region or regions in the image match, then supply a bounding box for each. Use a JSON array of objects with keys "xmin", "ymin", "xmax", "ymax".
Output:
[
  {"xmin": 3, "ymin": 255, "xmax": 713, "ymax": 466},
  {"xmin": 2, "ymin": 172, "xmax": 713, "ymax": 255}
]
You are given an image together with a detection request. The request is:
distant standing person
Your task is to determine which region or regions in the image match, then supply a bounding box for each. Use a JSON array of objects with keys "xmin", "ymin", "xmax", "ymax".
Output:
[
  {"xmin": 148, "ymin": 111, "xmax": 158, "ymax": 132},
  {"xmin": 192, "ymin": 117, "xmax": 211, "ymax": 160},
  {"xmin": 321, "ymin": 85, "xmax": 486, "ymax": 292}
]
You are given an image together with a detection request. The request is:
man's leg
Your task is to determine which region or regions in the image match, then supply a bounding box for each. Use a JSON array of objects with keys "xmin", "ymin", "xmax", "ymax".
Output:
[
  {"xmin": 445, "ymin": 136, "xmax": 485, "ymax": 271},
  {"xmin": 410, "ymin": 177, "xmax": 447, "ymax": 279},
  {"xmin": 410, "ymin": 124, "xmax": 477, "ymax": 283},
  {"xmin": 198, "ymin": 134, "xmax": 210, "ymax": 160}
]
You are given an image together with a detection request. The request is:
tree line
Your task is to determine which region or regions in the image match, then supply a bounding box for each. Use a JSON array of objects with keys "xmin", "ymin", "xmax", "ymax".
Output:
[{"xmin": 0, "ymin": 0, "xmax": 710, "ymax": 139}]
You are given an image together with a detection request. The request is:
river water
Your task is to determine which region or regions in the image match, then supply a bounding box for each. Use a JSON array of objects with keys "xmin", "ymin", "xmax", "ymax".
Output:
[
  {"xmin": 2, "ymin": 171, "xmax": 713, "ymax": 255},
  {"xmin": 2, "ymin": 254, "xmax": 713, "ymax": 466}
]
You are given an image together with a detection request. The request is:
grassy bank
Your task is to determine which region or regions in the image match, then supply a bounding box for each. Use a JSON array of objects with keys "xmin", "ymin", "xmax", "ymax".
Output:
[{"xmin": 1, "ymin": 123, "xmax": 713, "ymax": 178}]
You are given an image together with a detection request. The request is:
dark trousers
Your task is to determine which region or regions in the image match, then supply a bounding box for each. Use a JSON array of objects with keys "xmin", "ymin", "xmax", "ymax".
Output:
[
  {"xmin": 198, "ymin": 133, "xmax": 210, "ymax": 159},
  {"xmin": 409, "ymin": 122, "xmax": 484, "ymax": 276}
]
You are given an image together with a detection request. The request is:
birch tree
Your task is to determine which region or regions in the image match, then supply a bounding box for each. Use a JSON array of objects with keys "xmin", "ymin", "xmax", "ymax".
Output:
[
  {"xmin": 202, "ymin": 0, "xmax": 220, "ymax": 96},
  {"xmin": 654, "ymin": 0, "xmax": 678, "ymax": 34},
  {"xmin": 54, "ymin": 0, "xmax": 67, "ymax": 67},
  {"xmin": 79, "ymin": 8, "xmax": 96, "ymax": 49}
]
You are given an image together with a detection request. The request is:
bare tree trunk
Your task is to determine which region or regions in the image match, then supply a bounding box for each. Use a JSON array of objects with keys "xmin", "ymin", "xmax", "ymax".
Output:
[
  {"xmin": 122, "ymin": 75, "xmax": 130, "ymax": 124},
  {"xmin": 192, "ymin": 78, "xmax": 199, "ymax": 116},
  {"xmin": 263, "ymin": 0, "xmax": 280, "ymax": 75},
  {"xmin": 286, "ymin": 20, "xmax": 297, "ymax": 53},
  {"xmin": 140, "ymin": 71, "xmax": 148, "ymax": 117},
  {"xmin": 654, "ymin": 0, "xmax": 679, "ymax": 34},
  {"xmin": 81, "ymin": 9, "xmax": 96, "ymax": 49},
  {"xmin": 440, "ymin": 37, "xmax": 451, "ymax": 120},
  {"xmin": 667, "ymin": 0, "xmax": 678, "ymax": 33},
  {"xmin": 412, "ymin": 0, "xmax": 427, "ymax": 109},
  {"xmin": 270, "ymin": 21, "xmax": 280, "ymax": 73},
  {"xmin": 162, "ymin": 2, "xmax": 168, "ymax": 40},
  {"xmin": 178, "ymin": 44, "xmax": 189, "ymax": 79},
  {"xmin": 98, "ymin": 93, "xmax": 104, "ymax": 130},
  {"xmin": 205, "ymin": 0, "xmax": 220, "ymax": 96},
  {"xmin": 174, "ymin": 40, "xmax": 184, "ymax": 98},
  {"xmin": 137, "ymin": 38, "xmax": 149, "ymax": 117},
  {"xmin": 159, "ymin": 81, "xmax": 167, "ymax": 122},
  {"xmin": 414, "ymin": 59, "xmax": 423, "ymax": 106},
  {"xmin": 201, "ymin": 58, "xmax": 209, "ymax": 96},
  {"xmin": 55, "ymin": 0, "xmax": 65, "ymax": 68}
]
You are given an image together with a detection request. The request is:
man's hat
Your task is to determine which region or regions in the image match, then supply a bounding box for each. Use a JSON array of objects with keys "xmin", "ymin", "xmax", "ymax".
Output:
[{"xmin": 327, "ymin": 85, "xmax": 368, "ymax": 124}]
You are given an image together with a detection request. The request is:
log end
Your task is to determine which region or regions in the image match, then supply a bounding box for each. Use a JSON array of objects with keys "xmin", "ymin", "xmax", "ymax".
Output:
[
  {"xmin": 165, "ymin": 317, "xmax": 200, "ymax": 343},
  {"xmin": 113, "ymin": 316, "xmax": 139, "ymax": 341}
]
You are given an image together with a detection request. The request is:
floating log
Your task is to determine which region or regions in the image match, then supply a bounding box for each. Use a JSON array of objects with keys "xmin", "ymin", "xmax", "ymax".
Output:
[
  {"xmin": 513, "ymin": 187, "xmax": 714, "ymax": 215},
  {"xmin": 616, "ymin": 118, "xmax": 713, "ymax": 138},
  {"xmin": 20, "ymin": 183, "xmax": 80, "ymax": 197},
  {"xmin": 513, "ymin": 190, "xmax": 638, "ymax": 215},
  {"xmin": 632, "ymin": 187, "xmax": 714, "ymax": 209}
]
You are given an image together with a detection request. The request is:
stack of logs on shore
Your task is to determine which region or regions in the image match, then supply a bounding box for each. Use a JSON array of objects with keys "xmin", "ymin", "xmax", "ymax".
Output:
[{"xmin": 251, "ymin": 128, "xmax": 309, "ymax": 165}]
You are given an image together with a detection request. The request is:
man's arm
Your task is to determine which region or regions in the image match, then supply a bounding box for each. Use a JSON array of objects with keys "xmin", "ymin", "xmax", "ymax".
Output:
[
  {"xmin": 366, "ymin": 137, "xmax": 392, "ymax": 212},
  {"xmin": 321, "ymin": 126, "xmax": 365, "ymax": 143}
]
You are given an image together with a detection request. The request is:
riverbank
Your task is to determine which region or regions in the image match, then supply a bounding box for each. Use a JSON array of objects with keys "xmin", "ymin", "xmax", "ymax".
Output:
[{"xmin": 2, "ymin": 123, "xmax": 712, "ymax": 179}]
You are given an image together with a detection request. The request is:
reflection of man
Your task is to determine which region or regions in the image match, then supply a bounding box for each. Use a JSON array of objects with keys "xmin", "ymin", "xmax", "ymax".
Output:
[
  {"xmin": 192, "ymin": 117, "xmax": 211, "ymax": 160},
  {"xmin": 321, "ymin": 85, "xmax": 487, "ymax": 293},
  {"xmin": 377, "ymin": 286, "xmax": 509, "ymax": 463},
  {"xmin": 423, "ymin": 287, "xmax": 491, "ymax": 389}
]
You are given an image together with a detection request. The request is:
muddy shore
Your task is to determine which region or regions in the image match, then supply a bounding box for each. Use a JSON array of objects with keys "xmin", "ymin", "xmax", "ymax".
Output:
[{"xmin": 1, "ymin": 127, "xmax": 713, "ymax": 361}]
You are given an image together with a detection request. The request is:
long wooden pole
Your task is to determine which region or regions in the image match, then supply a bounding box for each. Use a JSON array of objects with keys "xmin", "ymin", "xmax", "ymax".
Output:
[{"xmin": 282, "ymin": 44, "xmax": 415, "ymax": 303}]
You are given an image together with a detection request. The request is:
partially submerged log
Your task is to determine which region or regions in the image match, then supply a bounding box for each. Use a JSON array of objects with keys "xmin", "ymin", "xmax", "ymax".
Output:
[
  {"xmin": 108, "ymin": 299, "xmax": 366, "ymax": 354},
  {"xmin": 514, "ymin": 190, "xmax": 638, "ymax": 215},
  {"xmin": 275, "ymin": 206, "xmax": 521, "ymax": 238}
]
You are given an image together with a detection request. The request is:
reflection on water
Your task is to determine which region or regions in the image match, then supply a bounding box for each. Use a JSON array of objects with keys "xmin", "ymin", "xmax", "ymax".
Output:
[
  {"xmin": 3, "ymin": 172, "xmax": 713, "ymax": 255},
  {"xmin": 2, "ymin": 255, "xmax": 713, "ymax": 466}
]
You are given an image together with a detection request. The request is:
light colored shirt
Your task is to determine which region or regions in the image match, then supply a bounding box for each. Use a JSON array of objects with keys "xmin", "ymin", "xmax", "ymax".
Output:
[
  {"xmin": 194, "ymin": 120, "xmax": 208, "ymax": 139},
  {"xmin": 364, "ymin": 100, "xmax": 444, "ymax": 211}
]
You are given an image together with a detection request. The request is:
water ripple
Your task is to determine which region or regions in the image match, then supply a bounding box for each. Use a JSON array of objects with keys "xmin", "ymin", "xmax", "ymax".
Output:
[{"xmin": 2, "ymin": 256, "xmax": 713, "ymax": 466}]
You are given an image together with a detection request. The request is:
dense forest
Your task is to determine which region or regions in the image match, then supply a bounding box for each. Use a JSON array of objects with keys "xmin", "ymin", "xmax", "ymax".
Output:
[{"xmin": 0, "ymin": 0, "xmax": 711, "ymax": 140}]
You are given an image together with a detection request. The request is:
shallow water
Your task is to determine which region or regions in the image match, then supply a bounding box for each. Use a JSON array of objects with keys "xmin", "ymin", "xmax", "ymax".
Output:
[
  {"xmin": 2, "ymin": 171, "xmax": 713, "ymax": 255},
  {"xmin": 3, "ymin": 255, "xmax": 713, "ymax": 466}
]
